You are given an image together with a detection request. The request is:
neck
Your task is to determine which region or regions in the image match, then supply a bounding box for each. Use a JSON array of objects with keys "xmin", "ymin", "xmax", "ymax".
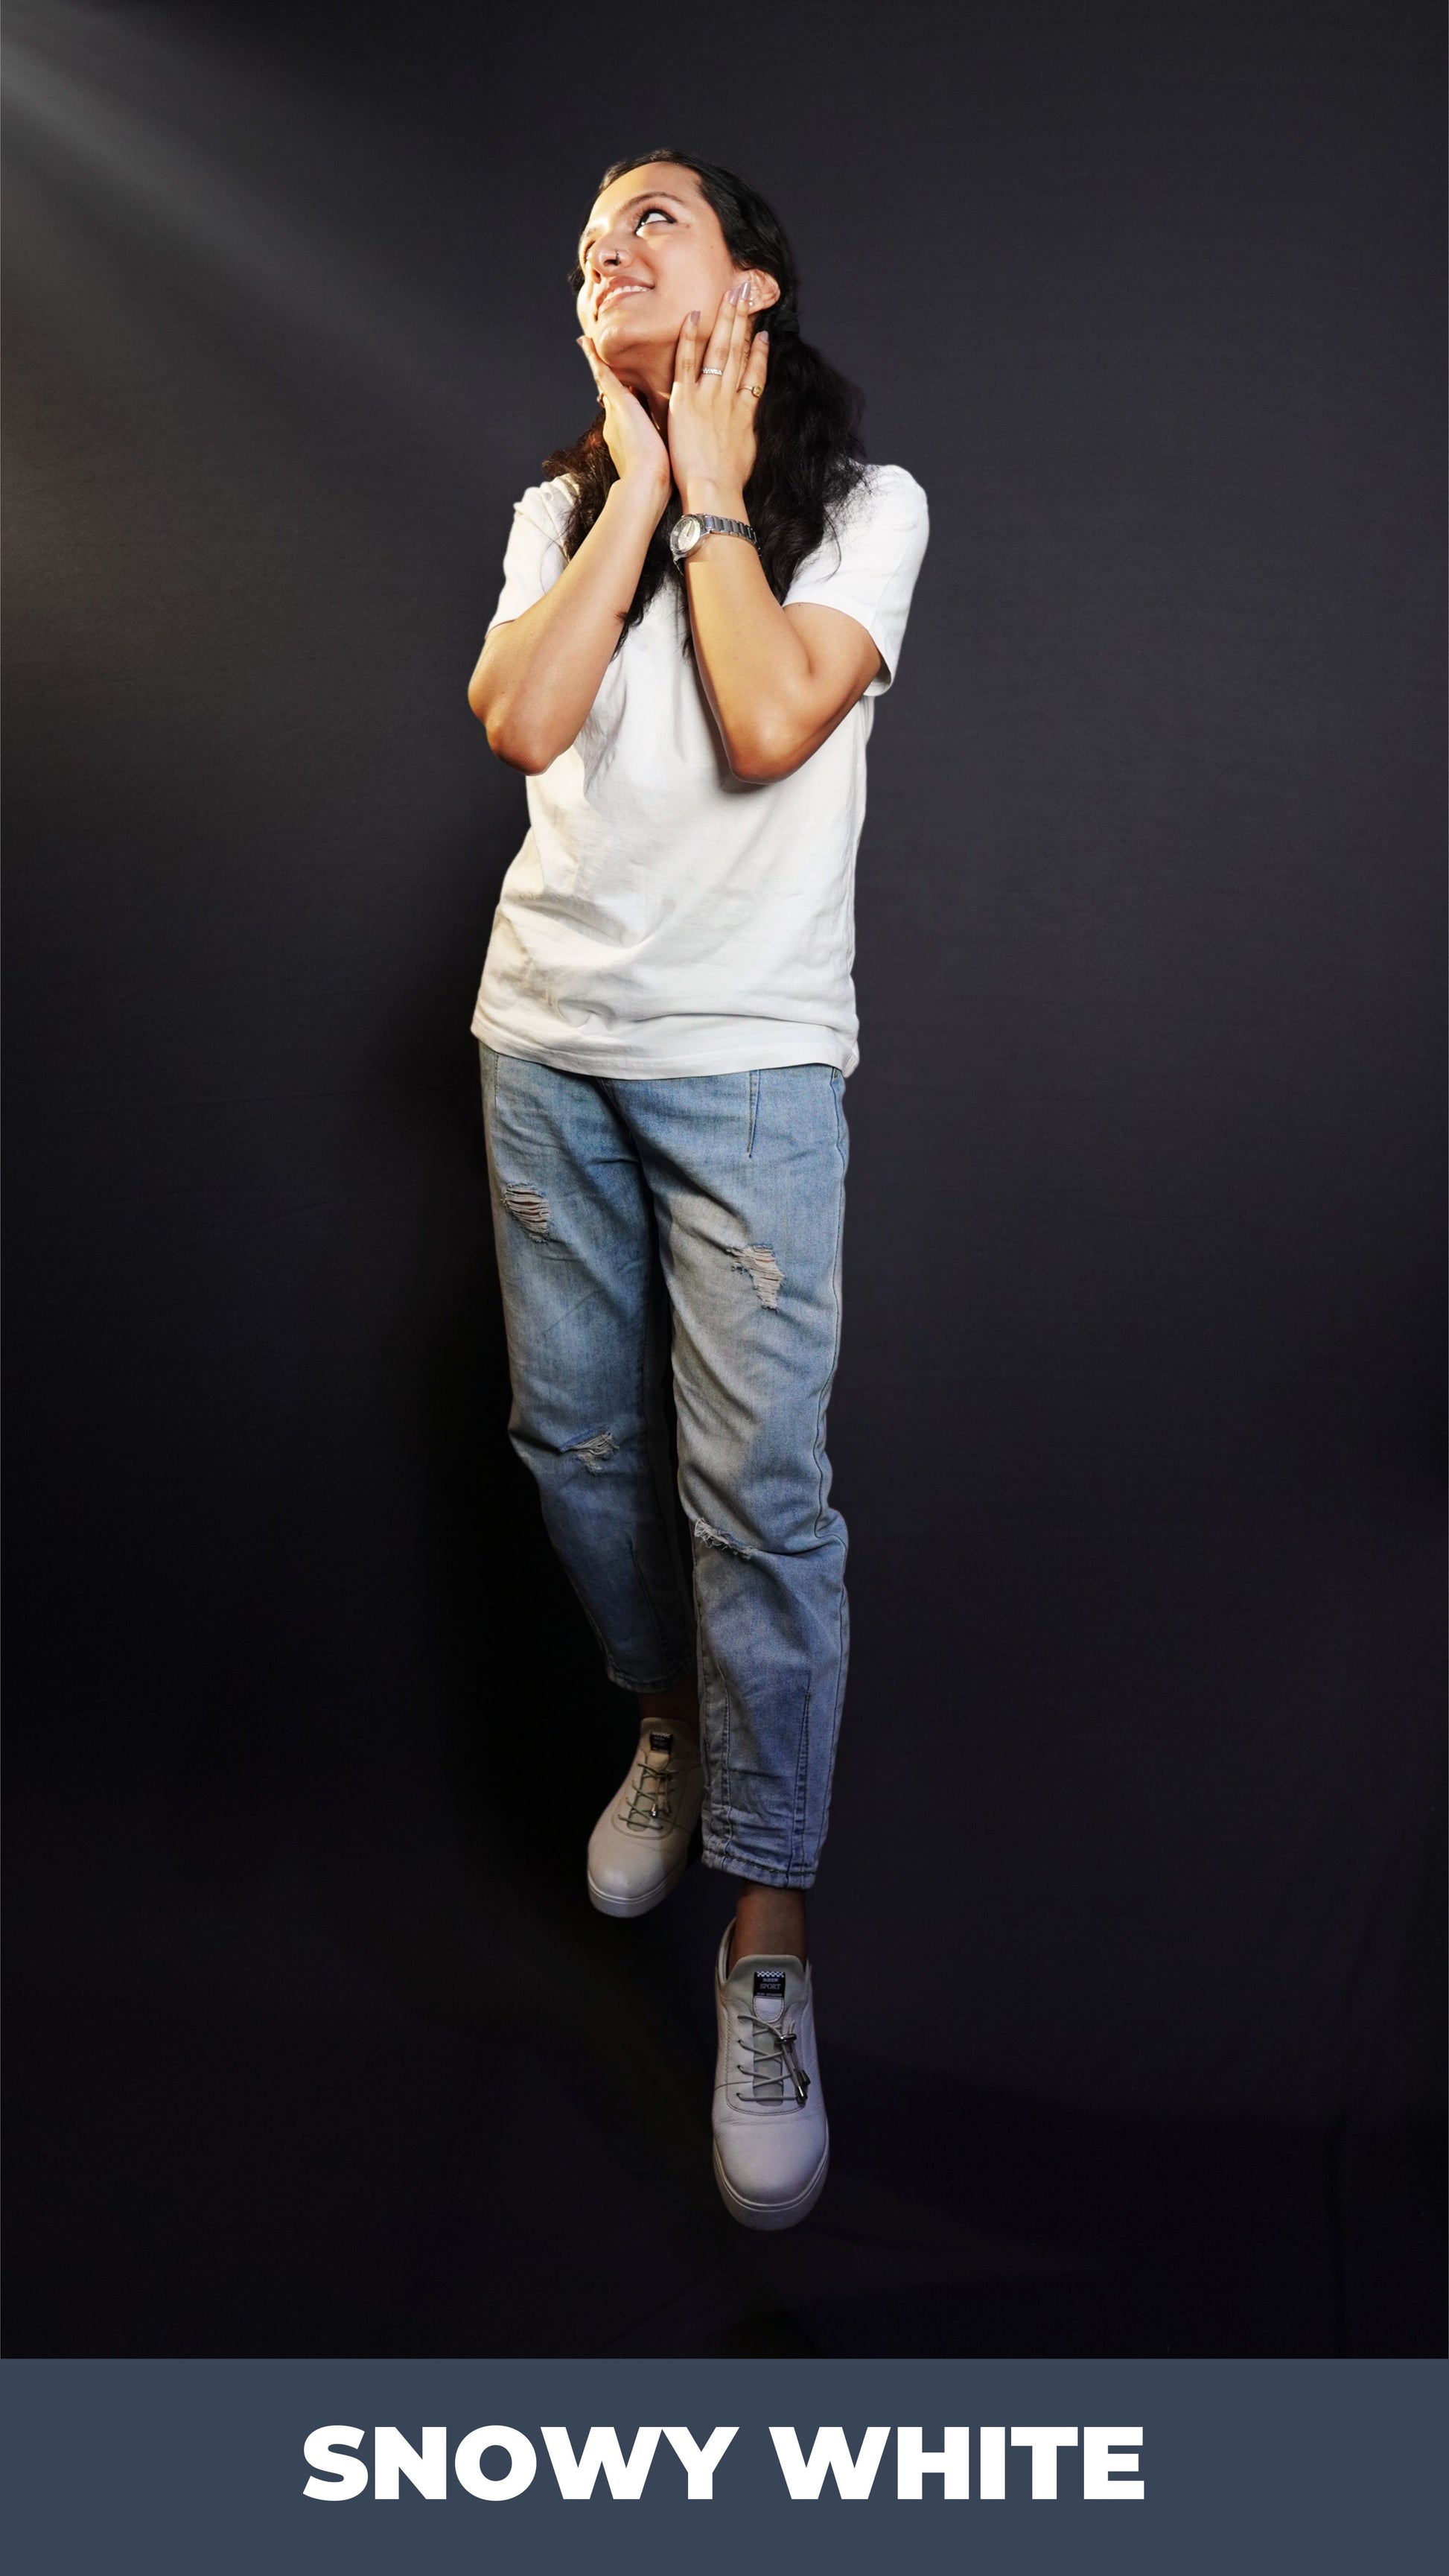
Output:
[{"xmin": 612, "ymin": 349, "xmax": 673, "ymax": 430}]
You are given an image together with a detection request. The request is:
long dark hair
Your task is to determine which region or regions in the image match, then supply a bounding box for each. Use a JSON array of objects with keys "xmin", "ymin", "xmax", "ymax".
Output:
[{"xmin": 550, "ymin": 150, "xmax": 866, "ymax": 635}]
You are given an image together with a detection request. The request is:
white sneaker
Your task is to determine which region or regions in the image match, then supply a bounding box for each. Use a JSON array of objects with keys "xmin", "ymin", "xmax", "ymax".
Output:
[
  {"xmin": 586, "ymin": 1725, "xmax": 703, "ymax": 1918},
  {"xmin": 711, "ymin": 1924, "xmax": 829, "ymax": 2230}
]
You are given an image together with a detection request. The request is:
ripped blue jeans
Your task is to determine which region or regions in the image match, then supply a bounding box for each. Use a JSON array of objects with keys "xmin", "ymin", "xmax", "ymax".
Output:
[{"xmin": 480, "ymin": 1043, "xmax": 849, "ymax": 1890}]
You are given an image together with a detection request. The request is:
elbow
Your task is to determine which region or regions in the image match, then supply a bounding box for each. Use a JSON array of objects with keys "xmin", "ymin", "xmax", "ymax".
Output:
[
  {"xmin": 490, "ymin": 723, "xmax": 555, "ymax": 777},
  {"xmin": 727, "ymin": 723, "xmax": 803, "ymax": 785},
  {"xmin": 468, "ymin": 684, "xmax": 555, "ymax": 775}
]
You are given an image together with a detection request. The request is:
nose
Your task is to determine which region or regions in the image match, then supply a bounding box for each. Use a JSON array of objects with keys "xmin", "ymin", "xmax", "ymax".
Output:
[{"xmin": 585, "ymin": 217, "xmax": 635, "ymax": 282}]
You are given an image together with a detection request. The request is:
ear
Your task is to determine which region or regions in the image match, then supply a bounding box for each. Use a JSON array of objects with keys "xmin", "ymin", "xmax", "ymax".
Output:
[{"xmin": 743, "ymin": 268, "xmax": 781, "ymax": 315}]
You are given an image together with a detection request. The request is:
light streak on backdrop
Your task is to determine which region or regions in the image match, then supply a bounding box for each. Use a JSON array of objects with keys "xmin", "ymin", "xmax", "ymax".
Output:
[{"xmin": 3, "ymin": 0, "xmax": 513, "ymax": 460}]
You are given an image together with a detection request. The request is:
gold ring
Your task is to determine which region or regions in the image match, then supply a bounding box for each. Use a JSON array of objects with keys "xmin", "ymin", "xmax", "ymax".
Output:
[{"xmin": 748, "ymin": 382, "xmax": 763, "ymax": 397}]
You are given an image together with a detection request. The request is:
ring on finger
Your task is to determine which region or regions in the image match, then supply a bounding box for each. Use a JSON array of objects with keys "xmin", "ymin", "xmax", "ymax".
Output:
[{"xmin": 699, "ymin": 365, "xmax": 724, "ymax": 377}]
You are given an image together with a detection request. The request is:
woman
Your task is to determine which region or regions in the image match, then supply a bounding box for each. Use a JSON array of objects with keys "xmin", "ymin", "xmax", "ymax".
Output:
[{"xmin": 468, "ymin": 151, "xmax": 928, "ymax": 2230}]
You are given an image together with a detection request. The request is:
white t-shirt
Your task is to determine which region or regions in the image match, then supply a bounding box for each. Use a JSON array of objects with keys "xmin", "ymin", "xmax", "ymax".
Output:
[{"xmin": 471, "ymin": 461, "xmax": 929, "ymax": 1078}]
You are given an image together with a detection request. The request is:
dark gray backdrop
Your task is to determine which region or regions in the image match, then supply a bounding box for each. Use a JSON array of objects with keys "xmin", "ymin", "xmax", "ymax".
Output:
[{"xmin": 3, "ymin": 0, "xmax": 1443, "ymax": 2356}]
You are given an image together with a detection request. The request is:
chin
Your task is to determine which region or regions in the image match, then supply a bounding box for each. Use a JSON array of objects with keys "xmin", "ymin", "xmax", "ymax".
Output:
[{"xmin": 593, "ymin": 314, "xmax": 675, "ymax": 372}]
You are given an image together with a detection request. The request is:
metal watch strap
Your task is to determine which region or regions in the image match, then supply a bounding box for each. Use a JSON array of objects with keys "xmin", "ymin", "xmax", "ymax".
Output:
[
  {"xmin": 691, "ymin": 515, "xmax": 757, "ymax": 545},
  {"xmin": 670, "ymin": 512, "xmax": 759, "ymax": 564}
]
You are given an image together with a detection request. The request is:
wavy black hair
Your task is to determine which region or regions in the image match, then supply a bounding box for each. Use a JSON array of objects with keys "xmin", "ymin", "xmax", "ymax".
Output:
[{"xmin": 549, "ymin": 150, "xmax": 866, "ymax": 635}]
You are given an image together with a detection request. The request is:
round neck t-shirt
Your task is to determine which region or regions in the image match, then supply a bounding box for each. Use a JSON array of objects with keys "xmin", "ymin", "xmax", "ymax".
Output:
[{"xmin": 471, "ymin": 460, "xmax": 929, "ymax": 1079}]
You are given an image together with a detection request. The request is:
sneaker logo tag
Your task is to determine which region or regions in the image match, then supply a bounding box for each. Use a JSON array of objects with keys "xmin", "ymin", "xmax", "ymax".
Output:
[
  {"xmin": 753, "ymin": 1971, "xmax": 786, "ymax": 2000},
  {"xmin": 648, "ymin": 1731, "xmax": 674, "ymax": 1754}
]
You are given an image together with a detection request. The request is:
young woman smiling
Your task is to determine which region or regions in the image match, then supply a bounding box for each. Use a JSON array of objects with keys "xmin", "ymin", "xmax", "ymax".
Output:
[{"xmin": 468, "ymin": 152, "xmax": 928, "ymax": 2230}]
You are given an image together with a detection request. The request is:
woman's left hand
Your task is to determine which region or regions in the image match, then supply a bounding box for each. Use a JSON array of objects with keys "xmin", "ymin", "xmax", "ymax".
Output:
[{"xmin": 666, "ymin": 280, "xmax": 770, "ymax": 507}]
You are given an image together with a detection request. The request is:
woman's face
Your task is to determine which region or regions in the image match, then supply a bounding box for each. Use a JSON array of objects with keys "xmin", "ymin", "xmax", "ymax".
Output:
[{"xmin": 576, "ymin": 162, "xmax": 778, "ymax": 377}]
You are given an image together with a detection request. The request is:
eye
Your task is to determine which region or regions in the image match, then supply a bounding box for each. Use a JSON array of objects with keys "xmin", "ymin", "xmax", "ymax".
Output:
[{"xmin": 634, "ymin": 206, "xmax": 673, "ymax": 235}]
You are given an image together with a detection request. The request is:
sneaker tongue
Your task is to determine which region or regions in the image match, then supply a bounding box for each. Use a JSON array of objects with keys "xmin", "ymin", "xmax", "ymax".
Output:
[
  {"xmin": 644, "ymin": 1731, "xmax": 672, "ymax": 1772},
  {"xmin": 752, "ymin": 1966, "xmax": 787, "ymax": 2024},
  {"xmin": 727, "ymin": 1950, "xmax": 803, "ymax": 2018}
]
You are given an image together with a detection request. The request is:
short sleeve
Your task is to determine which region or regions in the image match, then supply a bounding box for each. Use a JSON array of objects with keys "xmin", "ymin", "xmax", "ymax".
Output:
[
  {"xmin": 783, "ymin": 464, "xmax": 929, "ymax": 695},
  {"xmin": 486, "ymin": 479, "xmax": 573, "ymax": 632}
]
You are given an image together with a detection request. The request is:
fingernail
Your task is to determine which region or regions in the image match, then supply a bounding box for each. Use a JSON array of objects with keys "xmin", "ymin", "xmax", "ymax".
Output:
[
  {"xmin": 689, "ymin": 308, "xmax": 700, "ymax": 323},
  {"xmin": 730, "ymin": 282, "xmax": 745, "ymax": 302}
]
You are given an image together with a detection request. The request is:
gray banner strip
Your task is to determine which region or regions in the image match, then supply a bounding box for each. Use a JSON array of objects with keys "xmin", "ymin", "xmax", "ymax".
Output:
[{"xmin": 3, "ymin": 2356, "xmax": 1445, "ymax": 2573}]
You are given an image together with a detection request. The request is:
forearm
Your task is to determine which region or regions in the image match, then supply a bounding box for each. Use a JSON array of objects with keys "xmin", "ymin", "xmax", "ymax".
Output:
[
  {"xmin": 678, "ymin": 480, "xmax": 821, "ymax": 780},
  {"xmin": 468, "ymin": 477, "xmax": 663, "ymax": 771}
]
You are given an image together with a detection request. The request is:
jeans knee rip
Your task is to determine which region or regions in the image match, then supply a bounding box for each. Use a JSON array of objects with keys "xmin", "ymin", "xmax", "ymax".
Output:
[
  {"xmin": 569, "ymin": 1431, "xmax": 618, "ymax": 1473},
  {"xmin": 502, "ymin": 1183, "xmax": 551, "ymax": 1239},
  {"xmin": 729, "ymin": 1243, "xmax": 784, "ymax": 1308},
  {"xmin": 694, "ymin": 1516, "xmax": 754, "ymax": 1561}
]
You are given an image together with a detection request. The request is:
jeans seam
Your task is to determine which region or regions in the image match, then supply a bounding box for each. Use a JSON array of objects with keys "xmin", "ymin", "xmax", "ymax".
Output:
[
  {"xmin": 620, "ymin": 1081, "xmax": 706, "ymax": 1723},
  {"xmin": 788, "ymin": 1675, "xmax": 812, "ymax": 1879},
  {"xmin": 634, "ymin": 1253, "xmax": 697, "ymax": 1672},
  {"xmin": 811, "ymin": 1075, "xmax": 849, "ymax": 1538},
  {"xmin": 697, "ymin": 1609, "xmax": 733, "ymax": 1852}
]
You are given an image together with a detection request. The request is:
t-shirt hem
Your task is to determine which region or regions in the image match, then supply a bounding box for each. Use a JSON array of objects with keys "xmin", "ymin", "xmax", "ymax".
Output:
[{"xmin": 471, "ymin": 1007, "xmax": 858, "ymax": 1081}]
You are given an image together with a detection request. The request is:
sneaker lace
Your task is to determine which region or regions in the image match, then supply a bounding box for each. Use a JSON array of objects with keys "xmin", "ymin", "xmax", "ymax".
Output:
[
  {"xmin": 735, "ymin": 2008, "xmax": 810, "ymax": 2105},
  {"xmin": 622, "ymin": 1749, "xmax": 674, "ymax": 1831}
]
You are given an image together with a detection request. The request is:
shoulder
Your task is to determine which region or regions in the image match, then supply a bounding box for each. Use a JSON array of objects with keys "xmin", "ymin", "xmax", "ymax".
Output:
[
  {"xmin": 837, "ymin": 462, "xmax": 929, "ymax": 539},
  {"xmin": 791, "ymin": 465, "xmax": 927, "ymax": 597},
  {"xmin": 510, "ymin": 474, "xmax": 576, "ymax": 536}
]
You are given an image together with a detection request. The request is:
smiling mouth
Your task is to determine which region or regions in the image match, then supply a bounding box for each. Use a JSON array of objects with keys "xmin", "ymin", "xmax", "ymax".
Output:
[{"xmin": 596, "ymin": 281, "xmax": 651, "ymax": 314}]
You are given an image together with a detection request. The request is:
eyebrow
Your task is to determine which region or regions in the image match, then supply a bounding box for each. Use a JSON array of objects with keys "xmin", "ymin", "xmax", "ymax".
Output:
[{"xmin": 577, "ymin": 190, "xmax": 691, "ymax": 258}]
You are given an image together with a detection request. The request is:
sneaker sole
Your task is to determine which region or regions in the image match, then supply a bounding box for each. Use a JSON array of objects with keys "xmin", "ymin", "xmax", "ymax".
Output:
[
  {"xmin": 712, "ymin": 2135, "xmax": 830, "ymax": 2233},
  {"xmin": 586, "ymin": 1849, "xmax": 690, "ymax": 1919}
]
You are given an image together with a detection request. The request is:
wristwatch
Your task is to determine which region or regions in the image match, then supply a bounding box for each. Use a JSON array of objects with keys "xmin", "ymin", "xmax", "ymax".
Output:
[{"xmin": 669, "ymin": 513, "xmax": 758, "ymax": 565}]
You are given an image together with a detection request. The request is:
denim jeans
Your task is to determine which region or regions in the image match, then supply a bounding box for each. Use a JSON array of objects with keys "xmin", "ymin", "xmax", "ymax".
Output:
[{"xmin": 480, "ymin": 1043, "xmax": 850, "ymax": 1890}]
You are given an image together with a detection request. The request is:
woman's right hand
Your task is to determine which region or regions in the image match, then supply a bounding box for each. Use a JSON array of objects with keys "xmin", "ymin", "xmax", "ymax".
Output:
[{"xmin": 578, "ymin": 335, "xmax": 671, "ymax": 511}]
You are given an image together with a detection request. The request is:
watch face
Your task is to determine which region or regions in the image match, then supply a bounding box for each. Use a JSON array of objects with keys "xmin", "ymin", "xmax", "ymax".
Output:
[{"xmin": 674, "ymin": 514, "xmax": 702, "ymax": 555}]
